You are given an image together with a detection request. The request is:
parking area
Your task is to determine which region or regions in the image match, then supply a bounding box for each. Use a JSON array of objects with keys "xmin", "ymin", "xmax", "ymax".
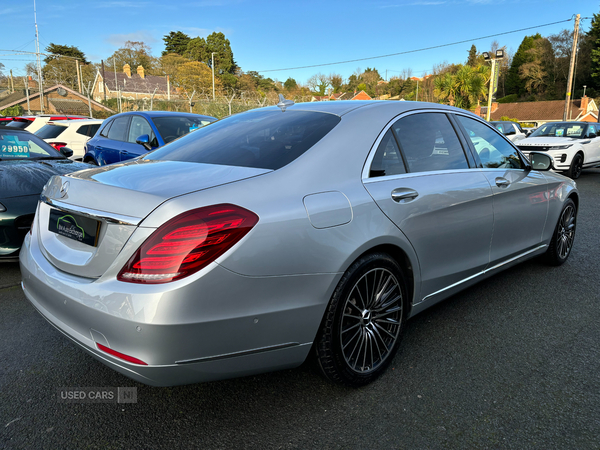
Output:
[{"xmin": 1, "ymin": 170, "xmax": 599, "ymax": 449}]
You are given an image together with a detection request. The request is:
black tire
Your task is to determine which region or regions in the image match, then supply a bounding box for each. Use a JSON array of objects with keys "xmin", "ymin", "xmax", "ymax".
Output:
[
  {"xmin": 545, "ymin": 198, "xmax": 577, "ymax": 266},
  {"xmin": 566, "ymin": 153, "xmax": 583, "ymax": 179},
  {"xmin": 84, "ymin": 158, "xmax": 98, "ymax": 166},
  {"xmin": 315, "ymin": 253, "xmax": 407, "ymax": 387}
]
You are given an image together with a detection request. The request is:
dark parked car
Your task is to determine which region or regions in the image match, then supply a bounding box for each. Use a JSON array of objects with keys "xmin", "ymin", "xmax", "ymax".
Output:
[
  {"xmin": 0, "ymin": 128, "xmax": 90, "ymax": 261},
  {"xmin": 84, "ymin": 111, "xmax": 216, "ymax": 165}
]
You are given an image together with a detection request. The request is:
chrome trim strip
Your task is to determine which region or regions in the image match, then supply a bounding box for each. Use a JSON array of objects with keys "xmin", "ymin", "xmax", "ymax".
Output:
[
  {"xmin": 41, "ymin": 196, "xmax": 142, "ymax": 226},
  {"xmin": 422, "ymin": 244, "xmax": 547, "ymax": 302},
  {"xmin": 175, "ymin": 342, "xmax": 300, "ymax": 364}
]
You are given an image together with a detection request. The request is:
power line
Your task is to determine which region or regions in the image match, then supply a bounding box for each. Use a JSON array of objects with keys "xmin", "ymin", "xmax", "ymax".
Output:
[{"xmin": 257, "ymin": 17, "xmax": 574, "ymax": 73}]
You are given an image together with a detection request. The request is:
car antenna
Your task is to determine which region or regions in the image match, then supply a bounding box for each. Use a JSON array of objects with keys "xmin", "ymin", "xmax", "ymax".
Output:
[{"xmin": 277, "ymin": 94, "xmax": 294, "ymax": 112}]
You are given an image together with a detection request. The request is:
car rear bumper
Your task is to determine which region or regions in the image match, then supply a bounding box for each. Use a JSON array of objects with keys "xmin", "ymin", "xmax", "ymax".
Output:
[{"xmin": 20, "ymin": 232, "xmax": 338, "ymax": 386}]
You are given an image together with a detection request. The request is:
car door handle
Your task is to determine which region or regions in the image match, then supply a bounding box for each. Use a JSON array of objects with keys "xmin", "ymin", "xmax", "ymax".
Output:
[
  {"xmin": 391, "ymin": 188, "xmax": 419, "ymax": 203},
  {"xmin": 495, "ymin": 177, "xmax": 510, "ymax": 188}
]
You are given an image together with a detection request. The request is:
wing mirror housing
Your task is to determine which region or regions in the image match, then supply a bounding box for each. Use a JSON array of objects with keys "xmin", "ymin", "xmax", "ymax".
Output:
[
  {"xmin": 136, "ymin": 134, "xmax": 152, "ymax": 151},
  {"xmin": 59, "ymin": 147, "xmax": 74, "ymax": 158},
  {"xmin": 528, "ymin": 151, "xmax": 553, "ymax": 171}
]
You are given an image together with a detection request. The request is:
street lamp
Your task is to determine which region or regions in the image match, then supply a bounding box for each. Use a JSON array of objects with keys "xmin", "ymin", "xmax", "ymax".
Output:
[{"xmin": 483, "ymin": 49, "xmax": 505, "ymax": 121}]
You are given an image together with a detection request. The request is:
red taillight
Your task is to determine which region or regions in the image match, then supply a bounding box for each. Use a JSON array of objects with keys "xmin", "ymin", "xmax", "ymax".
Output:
[
  {"xmin": 117, "ymin": 204, "xmax": 259, "ymax": 284},
  {"xmin": 96, "ymin": 343, "xmax": 148, "ymax": 365},
  {"xmin": 50, "ymin": 142, "xmax": 67, "ymax": 151}
]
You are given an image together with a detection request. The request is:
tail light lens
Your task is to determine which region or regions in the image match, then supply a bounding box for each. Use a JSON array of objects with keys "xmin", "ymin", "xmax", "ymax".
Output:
[
  {"xmin": 117, "ymin": 204, "xmax": 258, "ymax": 284},
  {"xmin": 50, "ymin": 142, "xmax": 67, "ymax": 151}
]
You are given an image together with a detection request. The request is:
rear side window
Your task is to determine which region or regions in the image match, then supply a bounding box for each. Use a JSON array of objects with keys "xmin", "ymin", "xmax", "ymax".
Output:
[
  {"xmin": 7, "ymin": 120, "xmax": 31, "ymax": 129},
  {"xmin": 392, "ymin": 113, "xmax": 468, "ymax": 173},
  {"xmin": 35, "ymin": 124, "xmax": 66, "ymax": 139},
  {"xmin": 145, "ymin": 110, "xmax": 340, "ymax": 170},
  {"xmin": 370, "ymin": 129, "xmax": 406, "ymax": 177},
  {"xmin": 99, "ymin": 120, "xmax": 113, "ymax": 137},
  {"xmin": 107, "ymin": 116, "xmax": 130, "ymax": 141}
]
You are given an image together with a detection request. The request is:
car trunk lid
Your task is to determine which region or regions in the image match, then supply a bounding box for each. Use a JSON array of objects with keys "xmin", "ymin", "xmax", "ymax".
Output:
[{"xmin": 36, "ymin": 159, "xmax": 271, "ymax": 278}]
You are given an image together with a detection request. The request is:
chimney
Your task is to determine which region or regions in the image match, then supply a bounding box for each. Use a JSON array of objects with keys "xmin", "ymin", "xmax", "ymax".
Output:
[
  {"xmin": 581, "ymin": 95, "xmax": 589, "ymax": 112},
  {"xmin": 491, "ymin": 102, "xmax": 499, "ymax": 113},
  {"xmin": 474, "ymin": 105, "xmax": 482, "ymax": 117},
  {"xmin": 123, "ymin": 64, "xmax": 131, "ymax": 77},
  {"xmin": 137, "ymin": 65, "xmax": 145, "ymax": 79},
  {"xmin": 28, "ymin": 76, "xmax": 37, "ymax": 89}
]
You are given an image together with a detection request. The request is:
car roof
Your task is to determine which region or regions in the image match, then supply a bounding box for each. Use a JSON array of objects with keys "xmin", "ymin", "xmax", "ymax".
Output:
[
  {"xmin": 258, "ymin": 100, "xmax": 466, "ymax": 117},
  {"xmin": 46, "ymin": 119, "xmax": 104, "ymax": 126},
  {"xmin": 113, "ymin": 111, "xmax": 217, "ymax": 120}
]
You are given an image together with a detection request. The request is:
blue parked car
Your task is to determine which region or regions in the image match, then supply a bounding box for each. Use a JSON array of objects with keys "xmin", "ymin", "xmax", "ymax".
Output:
[{"xmin": 84, "ymin": 111, "xmax": 216, "ymax": 165}]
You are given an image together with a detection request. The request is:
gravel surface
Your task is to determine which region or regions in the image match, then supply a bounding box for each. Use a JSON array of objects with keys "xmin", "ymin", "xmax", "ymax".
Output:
[{"xmin": 1, "ymin": 170, "xmax": 599, "ymax": 449}]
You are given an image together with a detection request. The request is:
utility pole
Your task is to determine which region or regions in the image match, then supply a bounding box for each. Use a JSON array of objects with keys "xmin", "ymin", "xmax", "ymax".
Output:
[
  {"xmin": 483, "ymin": 50, "xmax": 505, "ymax": 121},
  {"xmin": 101, "ymin": 60, "xmax": 107, "ymax": 101},
  {"xmin": 34, "ymin": 0, "xmax": 43, "ymax": 113},
  {"xmin": 211, "ymin": 52, "xmax": 216, "ymax": 100},
  {"xmin": 76, "ymin": 59, "xmax": 82, "ymax": 93},
  {"xmin": 9, "ymin": 70, "xmax": 14, "ymax": 93},
  {"xmin": 24, "ymin": 78, "xmax": 31, "ymax": 115},
  {"xmin": 563, "ymin": 14, "xmax": 581, "ymax": 121}
]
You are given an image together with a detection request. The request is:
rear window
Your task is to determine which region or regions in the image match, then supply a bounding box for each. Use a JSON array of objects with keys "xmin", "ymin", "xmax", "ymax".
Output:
[
  {"xmin": 6, "ymin": 120, "xmax": 31, "ymax": 129},
  {"xmin": 151, "ymin": 116, "xmax": 215, "ymax": 144},
  {"xmin": 144, "ymin": 109, "xmax": 341, "ymax": 170},
  {"xmin": 35, "ymin": 124, "xmax": 66, "ymax": 139}
]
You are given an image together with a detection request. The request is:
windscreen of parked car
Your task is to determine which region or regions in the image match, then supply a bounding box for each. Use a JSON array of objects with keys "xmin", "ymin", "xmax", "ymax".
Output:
[
  {"xmin": 0, "ymin": 131, "xmax": 64, "ymax": 160},
  {"xmin": 529, "ymin": 122, "xmax": 586, "ymax": 138},
  {"xmin": 35, "ymin": 124, "xmax": 67, "ymax": 139},
  {"xmin": 151, "ymin": 116, "xmax": 215, "ymax": 144},
  {"xmin": 144, "ymin": 110, "xmax": 341, "ymax": 170}
]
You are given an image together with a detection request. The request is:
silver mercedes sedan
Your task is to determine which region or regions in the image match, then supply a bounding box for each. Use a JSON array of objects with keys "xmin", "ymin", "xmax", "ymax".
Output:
[{"xmin": 20, "ymin": 100, "xmax": 578, "ymax": 387}]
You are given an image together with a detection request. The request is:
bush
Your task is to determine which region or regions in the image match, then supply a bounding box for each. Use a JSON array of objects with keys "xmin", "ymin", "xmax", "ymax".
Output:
[{"xmin": 497, "ymin": 94, "xmax": 518, "ymax": 104}]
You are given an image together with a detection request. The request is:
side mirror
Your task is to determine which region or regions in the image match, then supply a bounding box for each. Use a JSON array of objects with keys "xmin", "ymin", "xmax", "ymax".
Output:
[
  {"xmin": 504, "ymin": 129, "xmax": 516, "ymax": 136},
  {"xmin": 588, "ymin": 132, "xmax": 597, "ymax": 138},
  {"xmin": 59, "ymin": 147, "xmax": 74, "ymax": 158},
  {"xmin": 528, "ymin": 151, "xmax": 553, "ymax": 171},
  {"xmin": 135, "ymin": 134, "xmax": 152, "ymax": 151}
]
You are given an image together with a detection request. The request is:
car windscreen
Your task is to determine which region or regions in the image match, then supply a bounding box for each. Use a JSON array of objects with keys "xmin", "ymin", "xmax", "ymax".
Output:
[
  {"xmin": 144, "ymin": 109, "xmax": 341, "ymax": 170},
  {"xmin": 529, "ymin": 122, "xmax": 585, "ymax": 138},
  {"xmin": 35, "ymin": 124, "xmax": 67, "ymax": 139},
  {"xmin": 0, "ymin": 131, "xmax": 63, "ymax": 160},
  {"xmin": 151, "ymin": 116, "xmax": 216, "ymax": 144}
]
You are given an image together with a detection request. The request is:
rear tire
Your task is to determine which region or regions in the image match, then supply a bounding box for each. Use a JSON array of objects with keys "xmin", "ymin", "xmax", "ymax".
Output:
[
  {"xmin": 315, "ymin": 253, "xmax": 407, "ymax": 387},
  {"xmin": 545, "ymin": 198, "xmax": 577, "ymax": 266},
  {"xmin": 566, "ymin": 154, "xmax": 583, "ymax": 179}
]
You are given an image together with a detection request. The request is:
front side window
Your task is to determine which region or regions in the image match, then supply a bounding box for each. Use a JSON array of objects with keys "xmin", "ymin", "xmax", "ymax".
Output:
[
  {"xmin": 151, "ymin": 116, "xmax": 215, "ymax": 144},
  {"xmin": 392, "ymin": 113, "xmax": 468, "ymax": 173},
  {"xmin": 145, "ymin": 109, "xmax": 340, "ymax": 170},
  {"xmin": 128, "ymin": 116, "xmax": 156, "ymax": 146},
  {"xmin": 457, "ymin": 115, "xmax": 524, "ymax": 169}
]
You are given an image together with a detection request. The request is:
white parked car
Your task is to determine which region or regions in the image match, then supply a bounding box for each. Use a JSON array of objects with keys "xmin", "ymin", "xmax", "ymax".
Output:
[
  {"xmin": 517, "ymin": 121, "xmax": 600, "ymax": 179},
  {"xmin": 7, "ymin": 115, "xmax": 90, "ymax": 134},
  {"xmin": 35, "ymin": 119, "xmax": 103, "ymax": 161},
  {"xmin": 490, "ymin": 121, "xmax": 527, "ymax": 143}
]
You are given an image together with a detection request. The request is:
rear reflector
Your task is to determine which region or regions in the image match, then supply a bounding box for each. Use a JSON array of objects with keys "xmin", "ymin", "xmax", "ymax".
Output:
[
  {"xmin": 50, "ymin": 142, "xmax": 67, "ymax": 151},
  {"xmin": 96, "ymin": 343, "xmax": 148, "ymax": 365},
  {"xmin": 117, "ymin": 204, "xmax": 259, "ymax": 284}
]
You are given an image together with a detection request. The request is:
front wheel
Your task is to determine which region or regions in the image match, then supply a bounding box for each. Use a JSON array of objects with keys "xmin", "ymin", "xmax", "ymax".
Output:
[
  {"xmin": 314, "ymin": 253, "xmax": 407, "ymax": 387},
  {"xmin": 545, "ymin": 198, "xmax": 577, "ymax": 266},
  {"xmin": 566, "ymin": 154, "xmax": 583, "ymax": 179}
]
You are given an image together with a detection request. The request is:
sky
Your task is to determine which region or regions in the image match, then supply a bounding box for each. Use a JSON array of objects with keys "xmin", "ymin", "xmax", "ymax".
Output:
[{"xmin": 0, "ymin": 0, "xmax": 598, "ymax": 86}]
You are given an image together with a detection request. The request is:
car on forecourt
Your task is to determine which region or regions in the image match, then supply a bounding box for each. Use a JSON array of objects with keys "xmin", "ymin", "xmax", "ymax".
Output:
[
  {"xmin": 517, "ymin": 121, "xmax": 600, "ymax": 179},
  {"xmin": 20, "ymin": 98, "xmax": 578, "ymax": 387},
  {"xmin": 35, "ymin": 119, "xmax": 103, "ymax": 161},
  {"xmin": 83, "ymin": 111, "xmax": 216, "ymax": 165},
  {"xmin": 0, "ymin": 128, "xmax": 90, "ymax": 261}
]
